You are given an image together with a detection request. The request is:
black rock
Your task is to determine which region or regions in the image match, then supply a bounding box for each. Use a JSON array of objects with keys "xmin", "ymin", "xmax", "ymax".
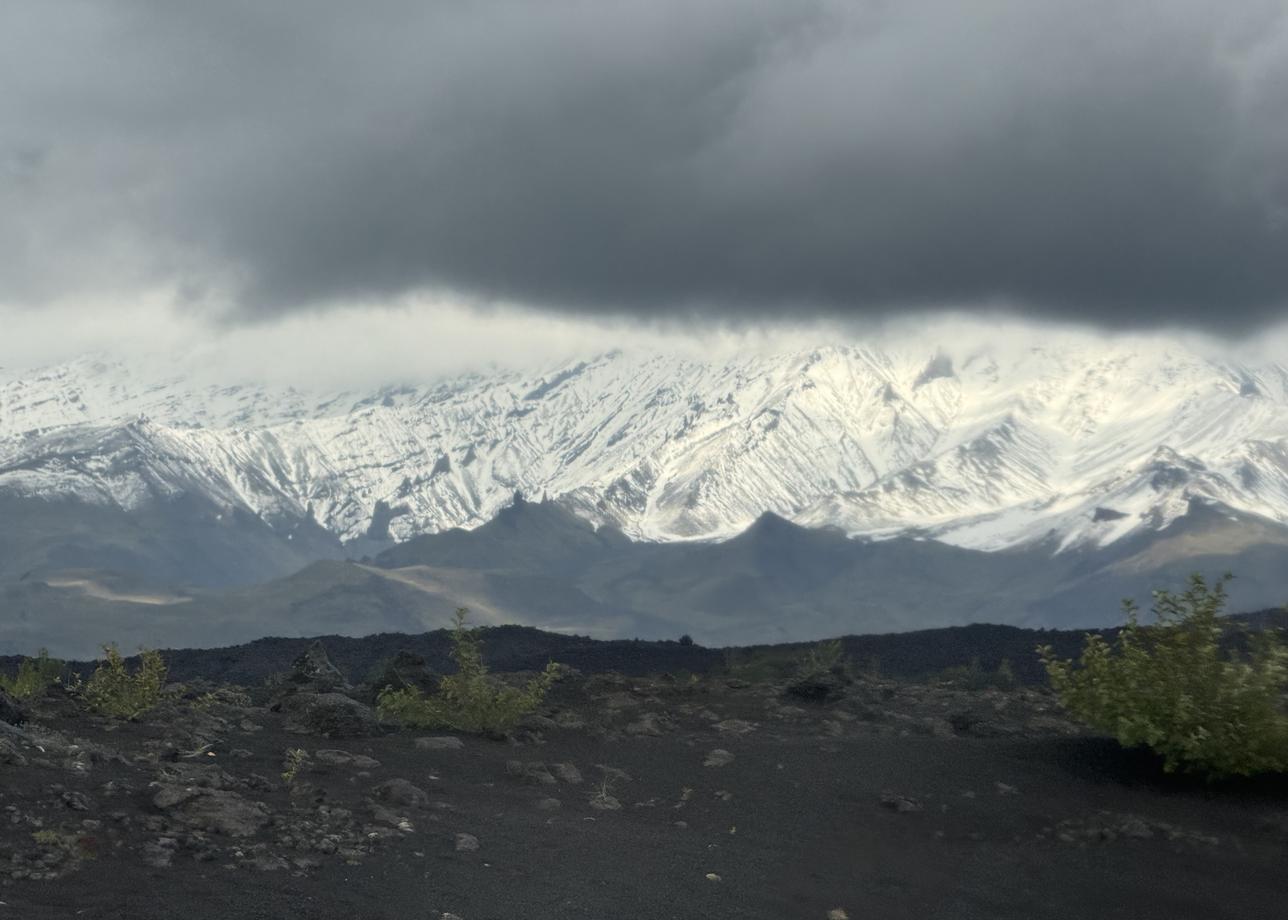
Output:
[
  {"xmin": 1, "ymin": 688, "xmax": 26, "ymax": 725},
  {"xmin": 363, "ymin": 651, "xmax": 440, "ymax": 702},
  {"xmin": 278, "ymin": 692, "xmax": 380, "ymax": 738},
  {"xmin": 286, "ymin": 640, "xmax": 350, "ymax": 692},
  {"xmin": 782, "ymin": 669, "xmax": 851, "ymax": 703}
]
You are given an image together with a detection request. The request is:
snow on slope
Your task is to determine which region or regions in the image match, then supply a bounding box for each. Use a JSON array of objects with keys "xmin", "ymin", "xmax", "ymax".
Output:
[{"xmin": 3, "ymin": 335, "xmax": 1288, "ymax": 552}]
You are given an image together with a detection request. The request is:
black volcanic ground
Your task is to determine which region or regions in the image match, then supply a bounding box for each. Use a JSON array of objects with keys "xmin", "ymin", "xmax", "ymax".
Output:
[{"xmin": 3, "ymin": 629, "xmax": 1287, "ymax": 920}]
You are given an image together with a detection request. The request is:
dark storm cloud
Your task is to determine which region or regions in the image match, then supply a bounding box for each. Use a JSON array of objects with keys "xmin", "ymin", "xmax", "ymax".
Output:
[{"xmin": 2, "ymin": 0, "xmax": 1287, "ymax": 328}]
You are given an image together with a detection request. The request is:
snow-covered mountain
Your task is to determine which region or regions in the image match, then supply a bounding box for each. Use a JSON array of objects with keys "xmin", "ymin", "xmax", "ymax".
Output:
[{"xmin": 4, "ymin": 337, "xmax": 1288, "ymax": 557}]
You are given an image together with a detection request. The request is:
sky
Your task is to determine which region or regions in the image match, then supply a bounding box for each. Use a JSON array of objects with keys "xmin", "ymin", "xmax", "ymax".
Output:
[{"xmin": 2, "ymin": 0, "xmax": 1287, "ymax": 376}]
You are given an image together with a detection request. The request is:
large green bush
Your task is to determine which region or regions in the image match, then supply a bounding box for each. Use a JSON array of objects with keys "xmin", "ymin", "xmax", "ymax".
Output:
[
  {"xmin": 1039, "ymin": 574, "xmax": 1288, "ymax": 778},
  {"xmin": 0, "ymin": 649, "xmax": 64, "ymax": 700},
  {"xmin": 377, "ymin": 609, "xmax": 560, "ymax": 734},
  {"xmin": 80, "ymin": 645, "xmax": 168, "ymax": 719}
]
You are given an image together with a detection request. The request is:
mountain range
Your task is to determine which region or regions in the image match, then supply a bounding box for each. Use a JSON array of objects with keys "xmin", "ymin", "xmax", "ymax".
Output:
[{"xmin": 2, "ymin": 336, "xmax": 1288, "ymax": 655}]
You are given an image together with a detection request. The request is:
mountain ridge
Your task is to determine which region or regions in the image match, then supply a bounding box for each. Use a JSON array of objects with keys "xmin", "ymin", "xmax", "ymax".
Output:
[{"xmin": 3, "ymin": 337, "xmax": 1288, "ymax": 591}]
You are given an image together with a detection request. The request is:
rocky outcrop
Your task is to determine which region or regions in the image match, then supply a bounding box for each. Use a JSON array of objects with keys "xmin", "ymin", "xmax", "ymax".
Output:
[
  {"xmin": 283, "ymin": 641, "xmax": 350, "ymax": 693},
  {"xmin": 278, "ymin": 692, "xmax": 379, "ymax": 738},
  {"xmin": 1, "ymin": 688, "xmax": 27, "ymax": 725}
]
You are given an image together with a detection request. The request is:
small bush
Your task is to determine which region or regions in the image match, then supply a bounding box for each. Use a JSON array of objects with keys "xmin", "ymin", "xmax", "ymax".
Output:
[
  {"xmin": 81, "ymin": 645, "xmax": 168, "ymax": 719},
  {"xmin": 1039, "ymin": 573, "xmax": 1288, "ymax": 779},
  {"xmin": 376, "ymin": 609, "xmax": 560, "ymax": 734},
  {"xmin": 0, "ymin": 649, "xmax": 64, "ymax": 700}
]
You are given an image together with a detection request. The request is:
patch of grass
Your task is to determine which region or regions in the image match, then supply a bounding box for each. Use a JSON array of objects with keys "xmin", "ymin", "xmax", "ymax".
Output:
[
  {"xmin": 1039, "ymin": 573, "xmax": 1288, "ymax": 779},
  {"xmin": 376, "ymin": 609, "xmax": 560, "ymax": 734},
  {"xmin": 79, "ymin": 645, "xmax": 168, "ymax": 719},
  {"xmin": 936, "ymin": 657, "xmax": 1016, "ymax": 691},
  {"xmin": 31, "ymin": 829, "xmax": 96, "ymax": 861},
  {"xmin": 721, "ymin": 647, "xmax": 795, "ymax": 682},
  {"xmin": 797, "ymin": 638, "xmax": 847, "ymax": 679},
  {"xmin": 0, "ymin": 648, "xmax": 64, "ymax": 700}
]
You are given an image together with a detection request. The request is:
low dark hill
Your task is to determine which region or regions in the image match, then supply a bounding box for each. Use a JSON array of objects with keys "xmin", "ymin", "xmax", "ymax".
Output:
[
  {"xmin": 7, "ymin": 495, "xmax": 1288, "ymax": 659},
  {"xmin": 12, "ymin": 609, "xmax": 1283, "ymax": 689},
  {"xmin": 374, "ymin": 493, "xmax": 632, "ymax": 576},
  {"xmin": 0, "ymin": 492, "xmax": 342, "ymax": 587}
]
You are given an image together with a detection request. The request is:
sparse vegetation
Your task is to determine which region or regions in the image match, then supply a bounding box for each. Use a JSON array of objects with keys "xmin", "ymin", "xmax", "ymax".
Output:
[
  {"xmin": 80, "ymin": 645, "xmax": 168, "ymax": 719},
  {"xmin": 1039, "ymin": 573, "xmax": 1288, "ymax": 779},
  {"xmin": 31, "ymin": 829, "xmax": 96, "ymax": 861},
  {"xmin": 376, "ymin": 609, "xmax": 561, "ymax": 734},
  {"xmin": 0, "ymin": 648, "xmax": 64, "ymax": 700},
  {"xmin": 797, "ymin": 638, "xmax": 846, "ymax": 678},
  {"xmin": 936, "ymin": 657, "xmax": 1016, "ymax": 691},
  {"xmin": 281, "ymin": 748, "xmax": 310, "ymax": 785},
  {"xmin": 721, "ymin": 647, "xmax": 790, "ymax": 682}
]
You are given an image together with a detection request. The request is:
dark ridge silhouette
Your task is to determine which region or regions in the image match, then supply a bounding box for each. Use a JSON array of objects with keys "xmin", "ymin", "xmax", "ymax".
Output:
[{"xmin": 10, "ymin": 609, "xmax": 1283, "ymax": 689}]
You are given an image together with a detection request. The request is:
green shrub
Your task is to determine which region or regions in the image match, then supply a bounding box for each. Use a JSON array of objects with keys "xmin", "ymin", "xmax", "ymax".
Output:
[
  {"xmin": 81, "ymin": 645, "xmax": 168, "ymax": 719},
  {"xmin": 0, "ymin": 648, "xmax": 64, "ymax": 700},
  {"xmin": 1039, "ymin": 573, "xmax": 1288, "ymax": 779},
  {"xmin": 376, "ymin": 609, "xmax": 560, "ymax": 734}
]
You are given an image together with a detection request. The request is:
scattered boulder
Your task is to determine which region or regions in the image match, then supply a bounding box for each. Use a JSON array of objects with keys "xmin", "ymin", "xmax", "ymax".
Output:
[
  {"xmin": 279, "ymin": 693, "xmax": 379, "ymax": 738},
  {"xmin": 368, "ymin": 802, "xmax": 414, "ymax": 830},
  {"xmin": 314, "ymin": 749, "xmax": 381, "ymax": 770},
  {"xmin": 595, "ymin": 764, "xmax": 632, "ymax": 784},
  {"xmin": 415, "ymin": 736, "xmax": 465, "ymax": 752},
  {"xmin": 154, "ymin": 762, "xmax": 241, "ymax": 793},
  {"xmin": 551, "ymin": 762, "xmax": 582, "ymax": 784},
  {"xmin": 371, "ymin": 779, "xmax": 430, "ymax": 809},
  {"xmin": 624, "ymin": 712, "xmax": 669, "ymax": 736},
  {"xmin": 153, "ymin": 786, "xmax": 272, "ymax": 837},
  {"xmin": 783, "ymin": 669, "xmax": 851, "ymax": 703},
  {"xmin": 703, "ymin": 749, "xmax": 735, "ymax": 768},
  {"xmin": 948, "ymin": 707, "xmax": 1021, "ymax": 737},
  {"xmin": 506, "ymin": 760, "xmax": 557, "ymax": 785},
  {"xmin": 141, "ymin": 838, "xmax": 178, "ymax": 868},
  {"xmin": 454, "ymin": 832, "xmax": 480, "ymax": 852},
  {"xmin": 879, "ymin": 792, "xmax": 923, "ymax": 813}
]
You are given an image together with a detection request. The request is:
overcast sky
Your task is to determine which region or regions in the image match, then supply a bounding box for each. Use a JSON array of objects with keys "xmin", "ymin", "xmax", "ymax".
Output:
[{"xmin": 2, "ymin": 0, "xmax": 1287, "ymax": 371}]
